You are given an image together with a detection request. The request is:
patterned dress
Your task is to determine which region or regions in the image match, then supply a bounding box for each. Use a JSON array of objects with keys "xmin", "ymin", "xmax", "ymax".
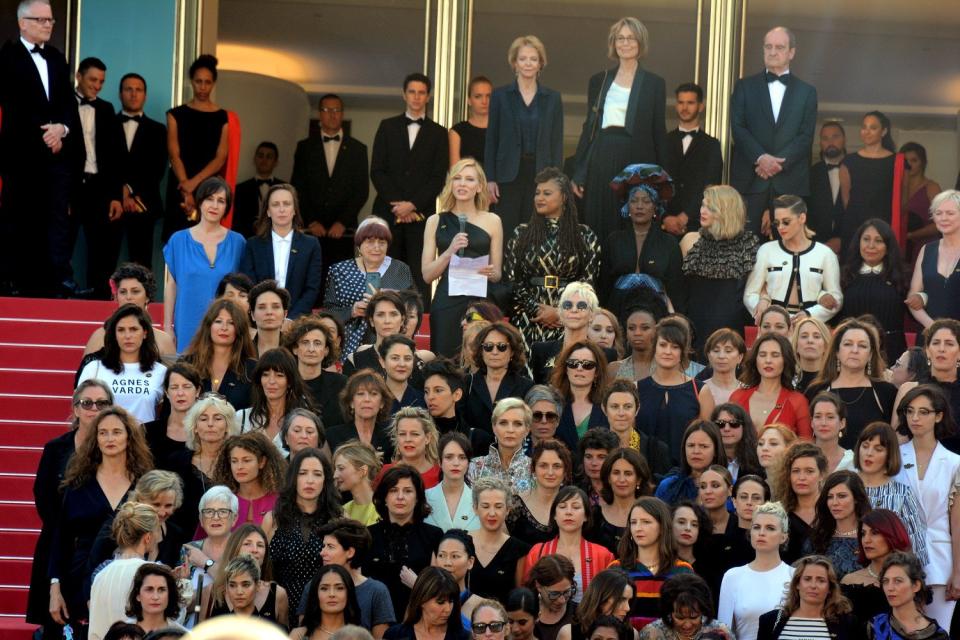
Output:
[
  {"xmin": 269, "ymin": 518, "xmax": 324, "ymax": 611},
  {"xmin": 503, "ymin": 219, "xmax": 600, "ymax": 345}
]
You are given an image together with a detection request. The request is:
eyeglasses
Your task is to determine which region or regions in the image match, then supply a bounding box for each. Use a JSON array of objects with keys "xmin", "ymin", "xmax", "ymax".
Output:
[
  {"xmin": 566, "ymin": 359, "xmax": 597, "ymax": 371},
  {"xmin": 615, "ymin": 36, "xmax": 637, "ymax": 43},
  {"xmin": 905, "ymin": 407, "xmax": 935, "ymax": 417},
  {"xmin": 23, "ymin": 16, "xmax": 56, "ymax": 25},
  {"xmin": 472, "ymin": 622, "xmax": 507, "ymax": 635},
  {"xmin": 560, "ymin": 300, "xmax": 590, "ymax": 311},
  {"xmin": 773, "ymin": 218, "xmax": 794, "ymax": 228},
  {"xmin": 200, "ymin": 508, "xmax": 234, "ymax": 519},
  {"xmin": 320, "ymin": 107, "xmax": 343, "ymax": 114},
  {"xmin": 542, "ymin": 585, "xmax": 577, "ymax": 601},
  {"xmin": 532, "ymin": 411, "xmax": 559, "ymax": 423},
  {"xmin": 75, "ymin": 399, "xmax": 111, "ymax": 411},
  {"xmin": 482, "ymin": 342, "xmax": 509, "ymax": 353},
  {"xmin": 714, "ymin": 419, "xmax": 742, "ymax": 430},
  {"xmin": 463, "ymin": 311, "xmax": 484, "ymax": 323}
]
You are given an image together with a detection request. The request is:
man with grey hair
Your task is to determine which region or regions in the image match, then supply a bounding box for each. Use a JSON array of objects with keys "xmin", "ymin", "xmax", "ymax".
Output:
[
  {"xmin": 0, "ymin": 0, "xmax": 80, "ymax": 297},
  {"xmin": 730, "ymin": 26, "xmax": 817, "ymax": 238}
]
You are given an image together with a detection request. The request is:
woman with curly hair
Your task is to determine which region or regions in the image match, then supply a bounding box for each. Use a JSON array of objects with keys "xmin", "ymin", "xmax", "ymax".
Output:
[
  {"xmin": 711, "ymin": 402, "xmax": 762, "ymax": 482},
  {"xmin": 262, "ymin": 447, "xmax": 341, "ymax": 612},
  {"xmin": 774, "ymin": 442, "xmax": 827, "ymax": 564},
  {"xmin": 870, "ymin": 552, "xmax": 950, "ymax": 640},
  {"xmin": 508, "ymin": 439, "xmax": 574, "ymax": 546},
  {"xmin": 238, "ymin": 348, "xmax": 314, "ymax": 448},
  {"xmin": 641, "ymin": 573, "xmax": 733, "ymax": 640},
  {"xmin": 212, "ymin": 431, "xmax": 285, "ymax": 529},
  {"xmin": 48, "ymin": 407, "xmax": 153, "ymax": 631},
  {"xmin": 503, "ymin": 168, "xmax": 601, "ymax": 347},
  {"xmin": 757, "ymin": 555, "xmax": 857, "ymax": 639},
  {"xmin": 181, "ymin": 298, "xmax": 257, "ymax": 410},
  {"xmin": 802, "ymin": 470, "xmax": 873, "ymax": 580},
  {"xmin": 286, "ymin": 316, "xmax": 348, "ymax": 428},
  {"xmin": 462, "ymin": 321, "xmax": 534, "ymax": 438}
]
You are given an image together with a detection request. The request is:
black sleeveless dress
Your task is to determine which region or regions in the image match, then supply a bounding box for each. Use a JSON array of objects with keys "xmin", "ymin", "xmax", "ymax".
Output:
[
  {"xmin": 452, "ymin": 121, "xmax": 486, "ymax": 165},
  {"xmin": 921, "ymin": 240, "xmax": 960, "ymax": 322},
  {"xmin": 208, "ymin": 582, "xmax": 284, "ymax": 629},
  {"xmin": 430, "ymin": 212, "xmax": 492, "ymax": 358},
  {"xmin": 840, "ymin": 153, "xmax": 895, "ymax": 249}
]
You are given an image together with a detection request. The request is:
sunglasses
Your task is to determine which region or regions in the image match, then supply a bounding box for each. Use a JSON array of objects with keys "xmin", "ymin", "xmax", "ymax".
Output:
[
  {"xmin": 566, "ymin": 359, "xmax": 597, "ymax": 371},
  {"xmin": 714, "ymin": 419, "xmax": 742, "ymax": 429},
  {"xmin": 532, "ymin": 411, "xmax": 559, "ymax": 423},
  {"xmin": 472, "ymin": 622, "xmax": 507, "ymax": 635},
  {"xmin": 482, "ymin": 342, "xmax": 509, "ymax": 353},
  {"xmin": 463, "ymin": 311, "xmax": 484, "ymax": 323},
  {"xmin": 76, "ymin": 399, "xmax": 111, "ymax": 410},
  {"xmin": 560, "ymin": 300, "xmax": 590, "ymax": 311},
  {"xmin": 773, "ymin": 218, "xmax": 794, "ymax": 228},
  {"xmin": 543, "ymin": 585, "xmax": 577, "ymax": 601}
]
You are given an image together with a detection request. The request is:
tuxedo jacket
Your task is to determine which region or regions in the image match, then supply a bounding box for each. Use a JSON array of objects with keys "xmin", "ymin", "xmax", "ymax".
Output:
[
  {"xmin": 461, "ymin": 371, "xmax": 534, "ymax": 434},
  {"xmin": 370, "ymin": 115, "xmax": 447, "ymax": 217},
  {"xmin": 290, "ymin": 134, "xmax": 369, "ymax": 229},
  {"xmin": 0, "ymin": 38, "xmax": 78, "ymax": 175},
  {"xmin": 662, "ymin": 128, "xmax": 722, "ymax": 220},
  {"xmin": 70, "ymin": 96, "xmax": 124, "ymax": 201},
  {"xmin": 117, "ymin": 113, "xmax": 167, "ymax": 217},
  {"xmin": 806, "ymin": 160, "xmax": 844, "ymax": 241},
  {"xmin": 238, "ymin": 230, "xmax": 323, "ymax": 318},
  {"xmin": 730, "ymin": 70, "xmax": 817, "ymax": 196},
  {"xmin": 484, "ymin": 82, "xmax": 563, "ymax": 183},
  {"xmin": 572, "ymin": 68, "xmax": 666, "ymax": 184},
  {"xmin": 232, "ymin": 176, "xmax": 283, "ymax": 238}
]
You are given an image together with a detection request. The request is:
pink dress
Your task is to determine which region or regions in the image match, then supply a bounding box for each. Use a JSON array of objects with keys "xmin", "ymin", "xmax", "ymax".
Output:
[{"xmin": 233, "ymin": 492, "xmax": 278, "ymax": 529}]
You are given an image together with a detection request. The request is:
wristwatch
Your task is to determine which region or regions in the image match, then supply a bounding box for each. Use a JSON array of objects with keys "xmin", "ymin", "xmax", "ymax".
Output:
[
  {"xmin": 50, "ymin": 578, "xmax": 60, "ymax": 585},
  {"xmin": 203, "ymin": 559, "xmax": 215, "ymax": 571}
]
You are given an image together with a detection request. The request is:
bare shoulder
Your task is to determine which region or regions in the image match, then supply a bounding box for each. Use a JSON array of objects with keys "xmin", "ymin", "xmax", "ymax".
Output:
[
  {"xmin": 84, "ymin": 327, "xmax": 106, "ymax": 354},
  {"xmin": 679, "ymin": 231, "xmax": 701, "ymax": 255},
  {"xmin": 154, "ymin": 327, "xmax": 176, "ymax": 355}
]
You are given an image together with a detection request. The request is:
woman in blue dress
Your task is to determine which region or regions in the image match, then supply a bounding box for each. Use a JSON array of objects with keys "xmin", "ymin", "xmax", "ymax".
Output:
[
  {"xmin": 163, "ymin": 176, "xmax": 246, "ymax": 353},
  {"xmin": 422, "ymin": 158, "xmax": 503, "ymax": 358}
]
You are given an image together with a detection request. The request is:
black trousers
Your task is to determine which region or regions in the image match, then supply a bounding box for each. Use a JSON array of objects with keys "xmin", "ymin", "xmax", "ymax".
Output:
[
  {"xmin": 72, "ymin": 174, "xmax": 121, "ymax": 299},
  {"xmin": 318, "ymin": 231, "xmax": 354, "ymax": 303},
  {"xmin": 118, "ymin": 209, "xmax": 157, "ymax": 269},
  {"xmin": 387, "ymin": 216, "xmax": 430, "ymax": 311}
]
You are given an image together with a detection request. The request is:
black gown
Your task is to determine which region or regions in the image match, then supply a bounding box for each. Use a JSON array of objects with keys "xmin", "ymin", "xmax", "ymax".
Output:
[
  {"xmin": 303, "ymin": 370, "xmax": 348, "ymax": 429},
  {"xmin": 837, "ymin": 272, "xmax": 906, "ymax": 364},
  {"xmin": 805, "ymin": 381, "xmax": 898, "ymax": 449},
  {"xmin": 507, "ymin": 499, "xmax": 554, "ymax": 546},
  {"xmin": 469, "ymin": 536, "xmax": 531, "ymax": 599},
  {"xmin": 840, "ymin": 153, "xmax": 895, "ymax": 250},
  {"xmin": 430, "ymin": 212, "xmax": 492, "ymax": 358},
  {"xmin": 452, "ymin": 121, "xmax": 486, "ymax": 165},
  {"xmin": 362, "ymin": 520, "xmax": 444, "ymax": 620},
  {"xmin": 599, "ymin": 226, "xmax": 683, "ymax": 314}
]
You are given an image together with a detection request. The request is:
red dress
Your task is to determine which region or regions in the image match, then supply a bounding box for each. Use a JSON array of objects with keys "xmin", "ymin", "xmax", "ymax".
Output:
[
  {"xmin": 729, "ymin": 386, "xmax": 812, "ymax": 440},
  {"xmin": 375, "ymin": 463, "xmax": 441, "ymax": 489}
]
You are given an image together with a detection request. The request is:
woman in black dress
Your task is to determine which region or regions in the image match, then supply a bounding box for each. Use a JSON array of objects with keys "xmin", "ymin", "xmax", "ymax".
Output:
[
  {"xmin": 422, "ymin": 158, "xmax": 504, "ymax": 358},
  {"xmin": 285, "ymin": 316, "xmax": 347, "ymax": 428},
  {"xmin": 907, "ymin": 190, "xmax": 960, "ymax": 328},
  {"xmin": 679, "ymin": 185, "xmax": 757, "ymax": 359},
  {"xmin": 572, "ymin": 17, "xmax": 666, "ymax": 243},
  {"xmin": 837, "ymin": 218, "xmax": 907, "ymax": 363},
  {"xmin": 164, "ymin": 54, "xmax": 230, "ymax": 240},
  {"xmin": 508, "ymin": 439, "xmax": 572, "ymax": 546},
  {"xmin": 839, "ymin": 111, "xmax": 898, "ymax": 250},
  {"xmin": 469, "ymin": 477, "xmax": 531, "ymax": 599},
  {"xmin": 144, "ymin": 362, "xmax": 202, "ymax": 465},
  {"xmin": 449, "ymin": 76, "xmax": 491, "ymax": 166},
  {"xmin": 26, "ymin": 381, "xmax": 113, "ymax": 635}
]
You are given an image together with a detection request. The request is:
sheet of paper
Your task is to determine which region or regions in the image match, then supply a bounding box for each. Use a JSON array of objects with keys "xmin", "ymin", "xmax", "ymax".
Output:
[{"xmin": 448, "ymin": 254, "xmax": 489, "ymax": 297}]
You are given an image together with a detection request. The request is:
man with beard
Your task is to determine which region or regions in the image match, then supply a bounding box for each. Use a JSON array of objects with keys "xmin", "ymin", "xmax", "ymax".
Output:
[{"xmin": 807, "ymin": 121, "xmax": 846, "ymax": 251}]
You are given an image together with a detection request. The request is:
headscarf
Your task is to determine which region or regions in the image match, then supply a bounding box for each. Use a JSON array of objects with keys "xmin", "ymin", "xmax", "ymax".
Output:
[{"xmin": 610, "ymin": 163, "xmax": 674, "ymax": 219}]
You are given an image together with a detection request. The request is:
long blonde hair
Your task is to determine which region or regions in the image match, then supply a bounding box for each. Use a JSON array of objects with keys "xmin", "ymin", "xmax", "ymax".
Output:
[{"xmin": 438, "ymin": 158, "xmax": 490, "ymax": 212}]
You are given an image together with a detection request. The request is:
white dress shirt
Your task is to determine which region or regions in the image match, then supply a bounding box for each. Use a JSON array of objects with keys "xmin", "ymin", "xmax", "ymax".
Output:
[
  {"xmin": 121, "ymin": 111, "xmax": 142, "ymax": 151},
  {"xmin": 600, "ymin": 81, "xmax": 629, "ymax": 128},
  {"xmin": 21, "ymin": 37, "xmax": 49, "ymax": 99},
  {"xmin": 77, "ymin": 94, "xmax": 98, "ymax": 174},
  {"xmin": 826, "ymin": 162, "xmax": 841, "ymax": 203},
  {"xmin": 271, "ymin": 229, "xmax": 293, "ymax": 288},
  {"xmin": 323, "ymin": 129, "xmax": 342, "ymax": 176},
  {"xmin": 679, "ymin": 127, "xmax": 699, "ymax": 155},
  {"xmin": 766, "ymin": 68, "xmax": 789, "ymax": 122},
  {"xmin": 405, "ymin": 111, "xmax": 422, "ymax": 149}
]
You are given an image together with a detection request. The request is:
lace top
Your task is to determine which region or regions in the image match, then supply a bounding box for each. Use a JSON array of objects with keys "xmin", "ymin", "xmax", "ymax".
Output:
[{"xmin": 682, "ymin": 231, "xmax": 757, "ymax": 279}]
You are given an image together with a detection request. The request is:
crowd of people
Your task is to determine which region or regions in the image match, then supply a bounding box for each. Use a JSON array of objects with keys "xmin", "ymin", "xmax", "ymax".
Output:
[{"xmin": 8, "ymin": 1, "xmax": 960, "ymax": 640}]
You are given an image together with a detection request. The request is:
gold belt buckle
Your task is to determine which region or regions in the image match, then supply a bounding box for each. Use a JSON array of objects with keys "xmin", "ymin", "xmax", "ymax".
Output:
[{"xmin": 544, "ymin": 275, "xmax": 559, "ymax": 290}]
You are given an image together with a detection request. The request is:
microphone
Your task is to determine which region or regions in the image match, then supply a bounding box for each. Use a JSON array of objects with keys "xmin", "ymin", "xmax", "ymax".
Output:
[{"xmin": 457, "ymin": 214, "xmax": 467, "ymax": 257}]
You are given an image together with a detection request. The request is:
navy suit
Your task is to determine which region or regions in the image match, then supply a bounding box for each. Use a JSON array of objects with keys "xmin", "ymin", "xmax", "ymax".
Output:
[
  {"xmin": 730, "ymin": 70, "xmax": 817, "ymax": 234},
  {"xmin": 239, "ymin": 231, "xmax": 323, "ymax": 318},
  {"xmin": 117, "ymin": 112, "xmax": 167, "ymax": 267}
]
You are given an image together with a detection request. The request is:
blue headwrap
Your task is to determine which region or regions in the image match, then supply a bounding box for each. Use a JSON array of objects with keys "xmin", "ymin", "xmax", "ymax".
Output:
[{"xmin": 610, "ymin": 163, "xmax": 674, "ymax": 220}]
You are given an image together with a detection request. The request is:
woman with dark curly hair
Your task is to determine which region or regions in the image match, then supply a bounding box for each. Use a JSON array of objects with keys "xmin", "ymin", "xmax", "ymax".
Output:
[
  {"xmin": 212, "ymin": 431, "xmax": 285, "ymax": 529},
  {"xmin": 286, "ymin": 317, "xmax": 347, "ymax": 426},
  {"xmin": 802, "ymin": 470, "xmax": 873, "ymax": 580},
  {"xmin": 869, "ymin": 552, "xmax": 950, "ymax": 640},
  {"xmin": 462, "ymin": 321, "xmax": 533, "ymax": 436},
  {"xmin": 48, "ymin": 407, "xmax": 154, "ymax": 631},
  {"xmin": 757, "ymin": 555, "xmax": 857, "ymax": 639},
  {"xmin": 503, "ymin": 168, "xmax": 601, "ymax": 347},
  {"xmin": 260, "ymin": 447, "xmax": 340, "ymax": 611},
  {"xmin": 364, "ymin": 465, "xmax": 444, "ymax": 620},
  {"xmin": 640, "ymin": 573, "xmax": 732, "ymax": 640},
  {"xmin": 508, "ymin": 439, "xmax": 573, "ymax": 546}
]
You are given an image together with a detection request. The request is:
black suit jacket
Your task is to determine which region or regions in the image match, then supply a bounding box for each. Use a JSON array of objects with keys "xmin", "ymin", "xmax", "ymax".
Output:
[
  {"xmin": 573, "ymin": 68, "xmax": 666, "ymax": 184},
  {"xmin": 117, "ymin": 113, "xmax": 167, "ymax": 217},
  {"xmin": 291, "ymin": 134, "xmax": 369, "ymax": 229},
  {"xmin": 0, "ymin": 38, "xmax": 78, "ymax": 175},
  {"xmin": 599, "ymin": 225, "xmax": 683, "ymax": 311},
  {"xmin": 530, "ymin": 340, "xmax": 619, "ymax": 385},
  {"xmin": 239, "ymin": 230, "xmax": 323, "ymax": 318},
  {"xmin": 806, "ymin": 160, "xmax": 844, "ymax": 242},
  {"xmin": 370, "ymin": 115, "xmax": 447, "ymax": 217},
  {"xmin": 484, "ymin": 82, "xmax": 563, "ymax": 183},
  {"xmin": 662, "ymin": 128, "xmax": 722, "ymax": 222},
  {"xmin": 730, "ymin": 71, "xmax": 817, "ymax": 196},
  {"xmin": 555, "ymin": 403, "xmax": 608, "ymax": 454},
  {"xmin": 461, "ymin": 371, "xmax": 535, "ymax": 434},
  {"xmin": 71, "ymin": 96, "xmax": 123, "ymax": 201},
  {"xmin": 232, "ymin": 176, "xmax": 283, "ymax": 238}
]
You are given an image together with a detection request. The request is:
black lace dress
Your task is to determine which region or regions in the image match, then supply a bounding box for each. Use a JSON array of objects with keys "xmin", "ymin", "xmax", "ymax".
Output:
[
  {"xmin": 506, "ymin": 498, "xmax": 553, "ymax": 546},
  {"xmin": 681, "ymin": 231, "xmax": 758, "ymax": 358}
]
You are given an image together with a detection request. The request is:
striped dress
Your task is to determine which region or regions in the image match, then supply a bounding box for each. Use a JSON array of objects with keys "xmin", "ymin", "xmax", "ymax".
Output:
[{"xmin": 610, "ymin": 559, "xmax": 694, "ymax": 631}]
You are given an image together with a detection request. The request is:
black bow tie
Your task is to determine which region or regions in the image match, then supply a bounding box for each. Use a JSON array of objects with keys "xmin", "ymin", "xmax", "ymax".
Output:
[
  {"xmin": 766, "ymin": 71, "xmax": 790, "ymax": 85},
  {"xmin": 680, "ymin": 129, "xmax": 698, "ymax": 139},
  {"xmin": 255, "ymin": 178, "xmax": 272, "ymax": 187},
  {"xmin": 120, "ymin": 114, "xmax": 142, "ymax": 123},
  {"xmin": 405, "ymin": 116, "xmax": 424, "ymax": 126},
  {"xmin": 30, "ymin": 44, "xmax": 47, "ymax": 58},
  {"xmin": 77, "ymin": 94, "xmax": 95, "ymax": 107},
  {"xmin": 826, "ymin": 164, "xmax": 840, "ymax": 171},
  {"xmin": 323, "ymin": 135, "xmax": 340, "ymax": 142}
]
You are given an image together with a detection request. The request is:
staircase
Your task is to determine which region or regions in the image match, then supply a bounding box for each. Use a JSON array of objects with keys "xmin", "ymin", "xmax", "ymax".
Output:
[{"xmin": 0, "ymin": 297, "xmax": 162, "ymax": 639}]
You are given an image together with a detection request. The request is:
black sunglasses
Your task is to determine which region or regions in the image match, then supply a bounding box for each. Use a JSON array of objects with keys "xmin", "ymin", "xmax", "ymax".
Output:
[
  {"xmin": 715, "ymin": 419, "xmax": 743, "ymax": 429},
  {"xmin": 561, "ymin": 300, "xmax": 590, "ymax": 311},
  {"xmin": 75, "ymin": 399, "xmax": 111, "ymax": 410},
  {"xmin": 482, "ymin": 342, "xmax": 509, "ymax": 353},
  {"xmin": 566, "ymin": 359, "xmax": 597, "ymax": 371},
  {"xmin": 472, "ymin": 622, "xmax": 507, "ymax": 635},
  {"xmin": 532, "ymin": 411, "xmax": 559, "ymax": 423}
]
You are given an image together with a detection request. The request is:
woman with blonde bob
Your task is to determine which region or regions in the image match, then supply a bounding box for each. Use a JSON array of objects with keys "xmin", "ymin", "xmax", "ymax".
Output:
[
  {"xmin": 423, "ymin": 158, "xmax": 504, "ymax": 358},
  {"xmin": 379, "ymin": 407, "xmax": 442, "ymax": 488},
  {"xmin": 571, "ymin": 17, "xmax": 666, "ymax": 244},
  {"xmin": 333, "ymin": 440, "xmax": 382, "ymax": 525},
  {"xmin": 680, "ymin": 185, "xmax": 759, "ymax": 357}
]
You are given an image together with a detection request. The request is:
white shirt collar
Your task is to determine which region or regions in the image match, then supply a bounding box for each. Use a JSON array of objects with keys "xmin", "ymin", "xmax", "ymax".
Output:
[
  {"xmin": 860, "ymin": 263, "xmax": 883, "ymax": 275},
  {"xmin": 765, "ymin": 67, "xmax": 791, "ymax": 76},
  {"xmin": 405, "ymin": 111, "xmax": 425, "ymax": 121},
  {"xmin": 272, "ymin": 229, "xmax": 293, "ymax": 242},
  {"xmin": 122, "ymin": 110, "xmax": 144, "ymax": 117},
  {"xmin": 20, "ymin": 36, "xmax": 42, "ymax": 52}
]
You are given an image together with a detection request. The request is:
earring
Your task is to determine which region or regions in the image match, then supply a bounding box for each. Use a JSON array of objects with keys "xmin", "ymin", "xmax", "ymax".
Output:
[
  {"xmin": 836, "ymin": 357, "xmax": 841, "ymax": 371},
  {"xmin": 866, "ymin": 361, "xmax": 872, "ymax": 376}
]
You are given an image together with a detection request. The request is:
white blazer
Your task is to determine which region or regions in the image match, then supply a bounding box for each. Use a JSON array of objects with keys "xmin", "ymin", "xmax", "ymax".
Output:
[
  {"xmin": 424, "ymin": 483, "xmax": 479, "ymax": 532},
  {"xmin": 896, "ymin": 441, "xmax": 960, "ymax": 585},
  {"xmin": 743, "ymin": 240, "xmax": 842, "ymax": 322}
]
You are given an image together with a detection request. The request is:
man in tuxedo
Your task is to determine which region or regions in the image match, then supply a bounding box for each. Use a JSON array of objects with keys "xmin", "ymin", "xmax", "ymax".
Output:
[
  {"xmin": 116, "ymin": 72, "xmax": 167, "ymax": 269},
  {"xmin": 806, "ymin": 122, "xmax": 846, "ymax": 251},
  {"xmin": 70, "ymin": 57, "xmax": 124, "ymax": 299},
  {"xmin": 0, "ymin": 0, "xmax": 79, "ymax": 296},
  {"xmin": 233, "ymin": 141, "xmax": 283, "ymax": 238},
  {"xmin": 661, "ymin": 83, "xmax": 722, "ymax": 236},
  {"xmin": 730, "ymin": 26, "xmax": 817, "ymax": 237},
  {"xmin": 291, "ymin": 94, "xmax": 369, "ymax": 296},
  {"xmin": 370, "ymin": 73, "xmax": 448, "ymax": 309}
]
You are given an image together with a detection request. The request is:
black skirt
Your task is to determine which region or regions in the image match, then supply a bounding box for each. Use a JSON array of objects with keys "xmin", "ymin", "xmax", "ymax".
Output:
[{"xmin": 581, "ymin": 127, "xmax": 633, "ymax": 243}]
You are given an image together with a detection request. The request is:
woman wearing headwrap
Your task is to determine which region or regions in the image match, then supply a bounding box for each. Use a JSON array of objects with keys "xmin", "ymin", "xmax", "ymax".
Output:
[{"xmin": 599, "ymin": 164, "xmax": 682, "ymax": 316}]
